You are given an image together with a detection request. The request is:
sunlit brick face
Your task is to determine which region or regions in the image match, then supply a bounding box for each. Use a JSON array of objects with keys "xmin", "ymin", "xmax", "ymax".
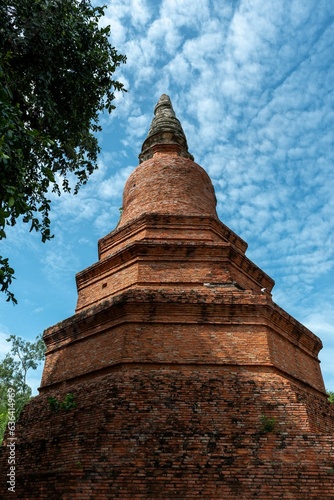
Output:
[{"xmin": 119, "ymin": 152, "xmax": 218, "ymax": 227}]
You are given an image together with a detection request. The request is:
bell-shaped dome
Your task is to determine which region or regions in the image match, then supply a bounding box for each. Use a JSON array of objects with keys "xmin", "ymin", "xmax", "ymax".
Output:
[{"xmin": 119, "ymin": 95, "xmax": 218, "ymax": 227}]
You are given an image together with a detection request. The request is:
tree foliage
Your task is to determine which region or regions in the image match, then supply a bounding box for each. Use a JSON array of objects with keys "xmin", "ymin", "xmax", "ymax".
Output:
[
  {"xmin": 0, "ymin": 334, "xmax": 45, "ymax": 442},
  {"xmin": 0, "ymin": 0, "xmax": 126, "ymax": 303}
]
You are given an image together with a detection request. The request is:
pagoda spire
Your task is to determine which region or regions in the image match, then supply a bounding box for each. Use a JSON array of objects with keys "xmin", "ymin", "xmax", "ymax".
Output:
[{"xmin": 139, "ymin": 94, "xmax": 194, "ymax": 162}]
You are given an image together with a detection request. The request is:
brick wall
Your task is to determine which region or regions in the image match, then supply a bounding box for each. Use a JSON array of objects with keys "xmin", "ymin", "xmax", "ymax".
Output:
[
  {"xmin": 40, "ymin": 288, "xmax": 325, "ymax": 392},
  {"xmin": 76, "ymin": 213, "xmax": 273, "ymax": 313},
  {"xmin": 119, "ymin": 153, "xmax": 218, "ymax": 227},
  {"xmin": 1, "ymin": 367, "xmax": 333, "ymax": 499}
]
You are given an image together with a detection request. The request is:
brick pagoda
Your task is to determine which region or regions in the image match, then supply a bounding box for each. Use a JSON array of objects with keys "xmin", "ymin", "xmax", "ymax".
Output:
[{"xmin": 1, "ymin": 95, "xmax": 334, "ymax": 499}]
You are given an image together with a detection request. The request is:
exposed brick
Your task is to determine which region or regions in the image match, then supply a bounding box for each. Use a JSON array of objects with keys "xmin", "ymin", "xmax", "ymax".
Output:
[{"xmin": 1, "ymin": 369, "xmax": 334, "ymax": 499}]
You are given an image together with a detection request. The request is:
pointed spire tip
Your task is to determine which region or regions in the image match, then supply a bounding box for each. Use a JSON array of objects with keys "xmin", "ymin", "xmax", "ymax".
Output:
[{"xmin": 139, "ymin": 94, "xmax": 194, "ymax": 163}]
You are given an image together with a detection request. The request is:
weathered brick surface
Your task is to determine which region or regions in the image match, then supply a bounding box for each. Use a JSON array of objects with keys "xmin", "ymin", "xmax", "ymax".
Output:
[
  {"xmin": 119, "ymin": 153, "xmax": 218, "ymax": 227},
  {"xmin": 40, "ymin": 288, "xmax": 324, "ymax": 392},
  {"xmin": 77, "ymin": 213, "xmax": 265, "ymax": 312},
  {"xmin": 98, "ymin": 214, "xmax": 248, "ymax": 260},
  {"xmin": 1, "ymin": 368, "xmax": 334, "ymax": 499}
]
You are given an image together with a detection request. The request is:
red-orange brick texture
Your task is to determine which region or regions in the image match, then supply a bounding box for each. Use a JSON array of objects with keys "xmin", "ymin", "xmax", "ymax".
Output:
[
  {"xmin": 1, "ymin": 94, "xmax": 333, "ymax": 499},
  {"xmin": 5, "ymin": 368, "xmax": 334, "ymax": 499}
]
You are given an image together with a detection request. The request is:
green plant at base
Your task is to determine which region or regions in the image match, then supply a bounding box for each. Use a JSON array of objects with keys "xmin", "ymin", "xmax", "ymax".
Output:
[
  {"xmin": 327, "ymin": 391, "xmax": 334, "ymax": 403},
  {"xmin": 47, "ymin": 396, "xmax": 60, "ymax": 412},
  {"xmin": 60, "ymin": 393, "xmax": 76, "ymax": 411},
  {"xmin": 48, "ymin": 393, "xmax": 76, "ymax": 412},
  {"xmin": 260, "ymin": 415, "xmax": 277, "ymax": 433}
]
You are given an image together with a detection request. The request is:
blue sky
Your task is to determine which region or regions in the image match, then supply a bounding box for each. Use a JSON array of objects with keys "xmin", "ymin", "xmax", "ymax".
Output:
[{"xmin": 1, "ymin": 0, "xmax": 334, "ymax": 393}]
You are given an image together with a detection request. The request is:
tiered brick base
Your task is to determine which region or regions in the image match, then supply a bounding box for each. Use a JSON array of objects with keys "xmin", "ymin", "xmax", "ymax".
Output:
[
  {"xmin": 1, "ymin": 366, "xmax": 334, "ymax": 499},
  {"xmin": 2, "ymin": 96, "xmax": 333, "ymax": 498}
]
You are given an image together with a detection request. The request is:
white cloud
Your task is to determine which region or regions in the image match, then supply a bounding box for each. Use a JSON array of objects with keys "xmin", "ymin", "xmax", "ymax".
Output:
[
  {"xmin": 160, "ymin": 0, "xmax": 211, "ymax": 29},
  {"xmin": 41, "ymin": 237, "xmax": 81, "ymax": 285}
]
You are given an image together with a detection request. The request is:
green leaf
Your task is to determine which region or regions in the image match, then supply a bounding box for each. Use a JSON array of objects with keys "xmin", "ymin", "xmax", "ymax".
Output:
[
  {"xmin": 8, "ymin": 196, "xmax": 15, "ymax": 207},
  {"xmin": 43, "ymin": 168, "xmax": 55, "ymax": 183}
]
